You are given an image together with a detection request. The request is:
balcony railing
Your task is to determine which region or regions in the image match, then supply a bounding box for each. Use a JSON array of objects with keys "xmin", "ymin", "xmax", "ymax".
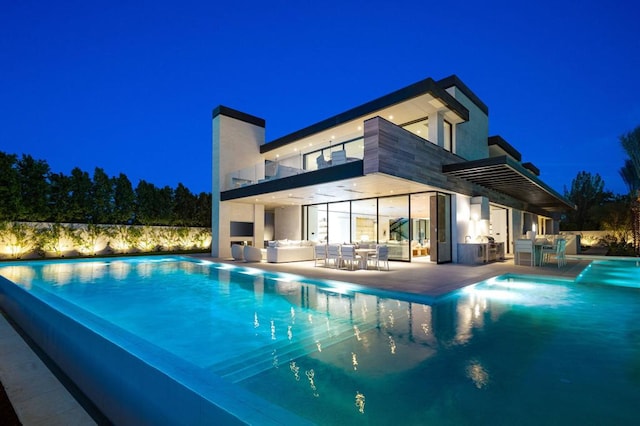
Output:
[{"xmin": 223, "ymin": 144, "xmax": 364, "ymax": 191}]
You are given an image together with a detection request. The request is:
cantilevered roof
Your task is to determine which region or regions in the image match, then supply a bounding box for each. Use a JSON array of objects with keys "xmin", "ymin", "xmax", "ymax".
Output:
[
  {"xmin": 442, "ymin": 156, "xmax": 575, "ymax": 213},
  {"xmin": 488, "ymin": 135, "xmax": 521, "ymax": 161},
  {"xmin": 261, "ymin": 76, "xmax": 470, "ymax": 154}
]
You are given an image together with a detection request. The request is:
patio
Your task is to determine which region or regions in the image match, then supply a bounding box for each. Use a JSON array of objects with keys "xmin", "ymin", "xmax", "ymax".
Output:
[{"xmin": 207, "ymin": 254, "xmax": 592, "ymax": 298}]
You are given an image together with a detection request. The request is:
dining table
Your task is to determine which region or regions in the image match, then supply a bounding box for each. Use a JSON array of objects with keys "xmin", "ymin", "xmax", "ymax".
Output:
[{"xmin": 355, "ymin": 248, "xmax": 377, "ymax": 269}]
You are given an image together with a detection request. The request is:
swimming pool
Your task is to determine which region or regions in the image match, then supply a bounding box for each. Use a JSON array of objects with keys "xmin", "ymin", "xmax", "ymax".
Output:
[{"xmin": 0, "ymin": 256, "xmax": 639, "ymax": 425}]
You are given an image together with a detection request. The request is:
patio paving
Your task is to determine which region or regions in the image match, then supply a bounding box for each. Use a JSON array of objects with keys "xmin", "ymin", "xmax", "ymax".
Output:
[
  {"xmin": 0, "ymin": 254, "xmax": 595, "ymax": 424},
  {"xmin": 200, "ymin": 254, "xmax": 592, "ymax": 298}
]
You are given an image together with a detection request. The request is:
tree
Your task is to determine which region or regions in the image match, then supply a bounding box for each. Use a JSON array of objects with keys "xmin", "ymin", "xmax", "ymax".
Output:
[
  {"xmin": 620, "ymin": 159, "xmax": 640, "ymax": 194},
  {"xmin": 0, "ymin": 152, "xmax": 21, "ymax": 221},
  {"xmin": 16, "ymin": 154, "xmax": 50, "ymax": 221},
  {"xmin": 68, "ymin": 167, "xmax": 93, "ymax": 223},
  {"xmin": 135, "ymin": 180, "xmax": 174, "ymax": 225},
  {"xmin": 91, "ymin": 167, "xmax": 114, "ymax": 223},
  {"xmin": 157, "ymin": 185, "xmax": 174, "ymax": 225},
  {"xmin": 599, "ymin": 195, "xmax": 632, "ymax": 242},
  {"xmin": 195, "ymin": 192, "xmax": 212, "ymax": 227},
  {"xmin": 113, "ymin": 173, "xmax": 135, "ymax": 224},
  {"xmin": 173, "ymin": 183, "xmax": 197, "ymax": 226},
  {"xmin": 48, "ymin": 172, "xmax": 72, "ymax": 222},
  {"xmin": 619, "ymin": 125, "xmax": 640, "ymax": 253},
  {"xmin": 0, "ymin": 149, "xmax": 212, "ymax": 229},
  {"xmin": 563, "ymin": 171, "xmax": 608, "ymax": 230}
]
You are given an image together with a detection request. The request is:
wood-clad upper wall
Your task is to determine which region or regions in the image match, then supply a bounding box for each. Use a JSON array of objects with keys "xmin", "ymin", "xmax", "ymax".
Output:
[{"xmin": 363, "ymin": 117, "xmax": 546, "ymax": 215}]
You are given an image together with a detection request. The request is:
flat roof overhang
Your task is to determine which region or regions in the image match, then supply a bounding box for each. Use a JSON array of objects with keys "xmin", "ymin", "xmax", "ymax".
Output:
[
  {"xmin": 260, "ymin": 77, "xmax": 470, "ymax": 156},
  {"xmin": 442, "ymin": 156, "xmax": 575, "ymax": 213},
  {"xmin": 221, "ymin": 161, "xmax": 444, "ymax": 209},
  {"xmin": 221, "ymin": 160, "xmax": 365, "ymax": 202}
]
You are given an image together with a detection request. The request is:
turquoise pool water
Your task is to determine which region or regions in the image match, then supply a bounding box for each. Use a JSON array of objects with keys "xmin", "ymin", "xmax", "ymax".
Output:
[{"xmin": 1, "ymin": 256, "xmax": 639, "ymax": 425}]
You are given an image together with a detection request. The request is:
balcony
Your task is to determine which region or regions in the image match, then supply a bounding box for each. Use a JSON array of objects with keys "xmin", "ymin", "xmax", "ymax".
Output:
[{"xmin": 223, "ymin": 138, "xmax": 365, "ymax": 191}]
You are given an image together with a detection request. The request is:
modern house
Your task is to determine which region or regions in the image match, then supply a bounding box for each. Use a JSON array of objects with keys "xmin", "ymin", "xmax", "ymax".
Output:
[{"xmin": 211, "ymin": 75, "xmax": 574, "ymax": 263}]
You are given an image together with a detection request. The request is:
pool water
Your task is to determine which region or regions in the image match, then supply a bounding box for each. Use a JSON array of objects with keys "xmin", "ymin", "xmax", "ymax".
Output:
[{"xmin": 1, "ymin": 256, "xmax": 639, "ymax": 425}]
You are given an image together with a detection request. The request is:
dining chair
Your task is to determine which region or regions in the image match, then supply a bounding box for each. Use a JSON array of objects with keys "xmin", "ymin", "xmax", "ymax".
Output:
[
  {"xmin": 539, "ymin": 238, "xmax": 556, "ymax": 266},
  {"xmin": 327, "ymin": 244, "xmax": 341, "ymax": 269},
  {"xmin": 314, "ymin": 244, "xmax": 327, "ymax": 267},
  {"xmin": 547, "ymin": 239, "xmax": 567, "ymax": 267},
  {"xmin": 369, "ymin": 245, "xmax": 389, "ymax": 271},
  {"xmin": 339, "ymin": 245, "xmax": 361, "ymax": 270},
  {"xmin": 514, "ymin": 239, "xmax": 534, "ymax": 266}
]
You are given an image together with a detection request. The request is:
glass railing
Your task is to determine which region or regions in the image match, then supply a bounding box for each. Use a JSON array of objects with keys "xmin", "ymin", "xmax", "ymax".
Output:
[{"xmin": 223, "ymin": 139, "xmax": 365, "ymax": 191}]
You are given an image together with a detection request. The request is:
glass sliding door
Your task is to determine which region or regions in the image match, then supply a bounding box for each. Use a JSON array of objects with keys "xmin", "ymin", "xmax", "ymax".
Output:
[
  {"xmin": 410, "ymin": 193, "xmax": 431, "ymax": 260},
  {"xmin": 379, "ymin": 196, "xmax": 409, "ymax": 261},
  {"xmin": 305, "ymin": 204, "xmax": 328, "ymax": 242},
  {"xmin": 328, "ymin": 202, "xmax": 350, "ymax": 244},
  {"xmin": 430, "ymin": 193, "xmax": 452, "ymax": 263}
]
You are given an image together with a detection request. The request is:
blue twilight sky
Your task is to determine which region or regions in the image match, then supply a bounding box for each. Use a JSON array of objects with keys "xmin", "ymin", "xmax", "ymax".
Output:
[{"xmin": 1, "ymin": 0, "xmax": 639, "ymax": 196}]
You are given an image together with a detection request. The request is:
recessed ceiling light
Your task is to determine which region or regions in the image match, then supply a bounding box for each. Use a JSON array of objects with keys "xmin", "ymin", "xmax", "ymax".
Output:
[
  {"xmin": 331, "ymin": 135, "xmax": 335, "ymax": 139},
  {"xmin": 357, "ymin": 126, "xmax": 362, "ymax": 130},
  {"xmin": 389, "ymin": 115, "xmax": 394, "ymax": 120},
  {"xmin": 276, "ymin": 154, "xmax": 280, "ymax": 158}
]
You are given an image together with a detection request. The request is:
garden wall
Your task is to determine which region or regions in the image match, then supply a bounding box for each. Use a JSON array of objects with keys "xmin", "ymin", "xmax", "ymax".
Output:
[{"xmin": 0, "ymin": 222, "xmax": 211, "ymax": 260}]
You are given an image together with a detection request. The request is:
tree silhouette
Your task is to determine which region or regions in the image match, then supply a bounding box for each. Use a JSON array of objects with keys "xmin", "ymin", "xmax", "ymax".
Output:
[
  {"xmin": 563, "ymin": 171, "xmax": 607, "ymax": 230},
  {"xmin": 0, "ymin": 149, "xmax": 211, "ymax": 227},
  {"xmin": 619, "ymin": 125, "xmax": 640, "ymax": 253}
]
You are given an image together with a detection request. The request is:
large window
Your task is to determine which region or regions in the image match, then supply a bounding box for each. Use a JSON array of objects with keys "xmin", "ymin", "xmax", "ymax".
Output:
[
  {"xmin": 303, "ymin": 191, "xmax": 446, "ymax": 262},
  {"xmin": 402, "ymin": 116, "xmax": 454, "ymax": 154},
  {"xmin": 402, "ymin": 117, "xmax": 429, "ymax": 142},
  {"xmin": 328, "ymin": 202, "xmax": 350, "ymax": 244},
  {"xmin": 443, "ymin": 120, "xmax": 452, "ymax": 152},
  {"xmin": 351, "ymin": 199, "xmax": 377, "ymax": 244}
]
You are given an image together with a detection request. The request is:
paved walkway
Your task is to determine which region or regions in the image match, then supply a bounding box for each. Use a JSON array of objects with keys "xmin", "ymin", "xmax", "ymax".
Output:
[
  {"xmin": 0, "ymin": 254, "xmax": 595, "ymax": 424},
  {"xmin": 0, "ymin": 313, "xmax": 96, "ymax": 425}
]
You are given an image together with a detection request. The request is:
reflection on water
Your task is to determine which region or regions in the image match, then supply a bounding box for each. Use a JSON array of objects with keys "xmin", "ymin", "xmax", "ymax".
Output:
[
  {"xmin": 1, "ymin": 257, "xmax": 639, "ymax": 425},
  {"xmin": 466, "ymin": 359, "xmax": 490, "ymax": 389}
]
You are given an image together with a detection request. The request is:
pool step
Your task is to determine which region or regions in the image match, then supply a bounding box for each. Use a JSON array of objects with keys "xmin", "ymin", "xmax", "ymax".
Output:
[{"xmin": 208, "ymin": 321, "xmax": 378, "ymax": 383}]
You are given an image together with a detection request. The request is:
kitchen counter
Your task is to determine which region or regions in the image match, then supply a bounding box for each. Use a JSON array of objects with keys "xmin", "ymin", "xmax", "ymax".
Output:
[{"xmin": 458, "ymin": 242, "xmax": 505, "ymax": 264}]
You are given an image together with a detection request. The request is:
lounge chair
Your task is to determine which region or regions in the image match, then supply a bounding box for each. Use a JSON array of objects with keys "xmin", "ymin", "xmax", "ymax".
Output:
[
  {"xmin": 316, "ymin": 154, "xmax": 330, "ymax": 169},
  {"xmin": 231, "ymin": 244, "xmax": 244, "ymax": 261},
  {"xmin": 331, "ymin": 150, "xmax": 347, "ymax": 165},
  {"xmin": 243, "ymin": 245, "xmax": 263, "ymax": 262}
]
